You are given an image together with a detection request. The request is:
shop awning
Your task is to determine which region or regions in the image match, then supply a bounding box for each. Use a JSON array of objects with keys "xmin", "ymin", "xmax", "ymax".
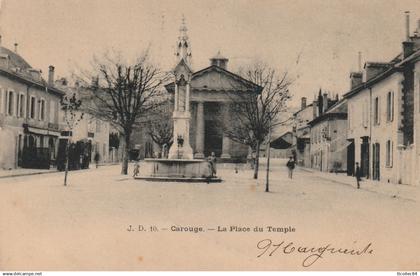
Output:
[{"xmin": 27, "ymin": 126, "xmax": 61, "ymax": 137}]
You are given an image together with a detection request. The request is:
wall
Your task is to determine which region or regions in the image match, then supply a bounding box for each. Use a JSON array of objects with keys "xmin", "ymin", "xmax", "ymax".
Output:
[
  {"xmin": 0, "ymin": 74, "xmax": 61, "ymax": 169},
  {"xmin": 310, "ymin": 117, "xmax": 347, "ymax": 172},
  {"xmin": 370, "ymin": 73, "xmax": 404, "ymax": 184},
  {"xmin": 414, "ymin": 59, "xmax": 420, "ymax": 185},
  {"xmin": 347, "ymin": 87, "xmax": 371, "ymax": 170}
]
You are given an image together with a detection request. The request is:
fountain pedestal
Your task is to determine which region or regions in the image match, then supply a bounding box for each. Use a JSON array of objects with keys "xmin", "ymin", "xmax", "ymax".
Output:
[{"xmin": 136, "ymin": 159, "xmax": 221, "ymax": 182}]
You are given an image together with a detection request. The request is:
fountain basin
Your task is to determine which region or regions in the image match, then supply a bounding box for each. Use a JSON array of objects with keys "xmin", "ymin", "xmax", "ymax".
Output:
[{"xmin": 135, "ymin": 158, "xmax": 222, "ymax": 183}]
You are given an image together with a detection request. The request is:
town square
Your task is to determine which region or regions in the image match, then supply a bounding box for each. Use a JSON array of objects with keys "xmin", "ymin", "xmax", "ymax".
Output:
[{"xmin": 0, "ymin": 0, "xmax": 420, "ymax": 272}]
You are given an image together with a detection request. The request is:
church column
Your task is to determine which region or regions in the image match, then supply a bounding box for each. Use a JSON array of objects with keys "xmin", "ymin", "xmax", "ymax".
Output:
[
  {"xmin": 195, "ymin": 101, "xmax": 205, "ymax": 158},
  {"xmin": 221, "ymin": 103, "xmax": 231, "ymax": 159}
]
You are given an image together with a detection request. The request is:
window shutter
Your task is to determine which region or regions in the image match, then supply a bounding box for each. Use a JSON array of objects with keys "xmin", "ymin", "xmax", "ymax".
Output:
[
  {"xmin": 391, "ymin": 140, "xmax": 393, "ymax": 167},
  {"xmin": 0, "ymin": 88, "xmax": 3, "ymax": 114},
  {"xmin": 391, "ymin": 91, "xmax": 394, "ymax": 122}
]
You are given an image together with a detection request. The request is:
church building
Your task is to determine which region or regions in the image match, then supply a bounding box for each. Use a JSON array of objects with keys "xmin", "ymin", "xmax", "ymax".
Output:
[{"xmin": 132, "ymin": 18, "xmax": 261, "ymax": 161}]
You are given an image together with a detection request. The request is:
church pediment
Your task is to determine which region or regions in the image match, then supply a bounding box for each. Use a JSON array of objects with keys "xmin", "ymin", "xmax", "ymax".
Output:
[{"xmin": 191, "ymin": 65, "xmax": 261, "ymax": 92}]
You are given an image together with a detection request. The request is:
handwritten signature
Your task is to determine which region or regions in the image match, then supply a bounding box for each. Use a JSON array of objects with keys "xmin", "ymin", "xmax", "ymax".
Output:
[{"xmin": 256, "ymin": 239, "xmax": 373, "ymax": 267}]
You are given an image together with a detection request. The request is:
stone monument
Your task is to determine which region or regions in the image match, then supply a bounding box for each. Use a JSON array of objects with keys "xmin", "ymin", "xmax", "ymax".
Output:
[{"xmin": 136, "ymin": 17, "xmax": 221, "ymax": 182}]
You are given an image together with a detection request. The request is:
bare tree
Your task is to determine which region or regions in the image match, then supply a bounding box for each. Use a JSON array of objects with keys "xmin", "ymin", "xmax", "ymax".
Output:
[
  {"xmin": 78, "ymin": 52, "xmax": 169, "ymax": 174},
  {"xmin": 225, "ymin": 62, "xmax": 292, "ymax": 179}
]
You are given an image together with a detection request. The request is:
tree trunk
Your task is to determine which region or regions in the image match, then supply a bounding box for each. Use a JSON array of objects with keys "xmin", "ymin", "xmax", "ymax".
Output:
[
  {"xmin": 64, "ymin": 140, "xmax": 69, "ymax": 186},
  {"xmin": 265, "ymin": 130, "xmax": 271, "ymax": 192},
  {"xmin": 121, "ymin": 132, "xmax": 131, "ymax": 175},
  {"xmin": 253, "ymin": 141, "xmax": 260, "ymax": 179}
]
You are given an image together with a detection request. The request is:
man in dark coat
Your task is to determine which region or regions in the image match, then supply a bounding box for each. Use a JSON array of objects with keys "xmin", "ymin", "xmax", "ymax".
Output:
[
  {"xmin": 355, "ymin": 162, "xmax": 362, "ymax": 189},
  {"xmin": 286, "ymin": 156, "xmax": 295, "ymax": 179}
]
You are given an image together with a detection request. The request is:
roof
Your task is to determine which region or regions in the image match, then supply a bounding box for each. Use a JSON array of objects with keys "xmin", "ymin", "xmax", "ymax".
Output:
[
  {"xmin": 0, "ymin": 46, "xmax": 32, "ymax": 70},
  {"xmin": 270, "ymin": 131, "xmax": 293, "ymax": 149},
  {"xmin": 343, "ymin": 48, "xmax": 420, "ymax": 100},
  {"xmin": 325, "ymin": 98, "xmax": 347, "ymax": 113},
  {"xmin": 293, "ymin": 103, "xmax": 314, "ymax": 116},
  {"xmin": 0, "ymin": 46, "xmax": 65, "ymax": 96},
  {"xmin": 165, "ymin": 64, "xmax": 262, "ymax": 93},
  {"xmin": 308, "ymin": 112, "xmax": 347, "ymax": 126}
]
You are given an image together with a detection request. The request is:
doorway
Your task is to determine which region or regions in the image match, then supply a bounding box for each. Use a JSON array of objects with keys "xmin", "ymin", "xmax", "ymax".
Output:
[
  {"xmin": 347, "ymin": 139, "xmax": 355, "ymax": 176},
  {"xmin": 372, "ymin": 142, "xmax": 380, "ymax": 180},
  {"xmin": 360, "ymin": 137, "xmax": 370, "ymax": 178}
]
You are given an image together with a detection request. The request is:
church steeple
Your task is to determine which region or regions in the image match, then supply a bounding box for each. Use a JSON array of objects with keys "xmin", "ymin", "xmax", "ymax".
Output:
[{"xmin": 175, "ymin": 15, "xmax": 192, "ymax": 66}]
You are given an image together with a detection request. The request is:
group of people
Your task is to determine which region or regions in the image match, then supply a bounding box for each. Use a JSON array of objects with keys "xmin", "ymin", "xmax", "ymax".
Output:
[{"xmin": 286, "ymin": 156, "xmax": 363, "ymax": 189}]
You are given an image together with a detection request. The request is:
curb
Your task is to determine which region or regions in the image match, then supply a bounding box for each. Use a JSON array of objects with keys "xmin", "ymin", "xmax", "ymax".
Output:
[
  {"xmin": 0, "ymin": 163, "xmax": 121, "ymax": 180},
  {"xmin": 298, "ymin": 166, "xmax": 416, "ymax": 202},
  {"xmin": 0, "ymin": 170, "xmax": 61, "ymax": 179}
]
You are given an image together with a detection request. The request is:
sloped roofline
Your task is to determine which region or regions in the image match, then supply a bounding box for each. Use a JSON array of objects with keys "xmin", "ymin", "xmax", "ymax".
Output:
[
  {"xmin": 165, "ymin": 65, "xmax": 263, "ymax": 93},
  {"xmin": 308, "ymin": 112, "xmax": 347, "ymax": 126},
  {"xmin": 192, "ymin": 65, "xmax": 262, "ymax": 92},
  {"xmin": 0, "ymin": 67, "xmax": 65, "ymax": 96},
  {"xmin": 343, "ymin": 49, "xmax": 420, "ymax": 100}
]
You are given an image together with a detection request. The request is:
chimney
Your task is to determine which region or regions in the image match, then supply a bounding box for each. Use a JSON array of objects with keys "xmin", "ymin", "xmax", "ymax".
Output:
[
  {"xmin": 0, "ymin": 35, "xmax": 2, "ymax": 46},
  {"xmin": 48, "ymin": 65, "xmax": 55, "ymax": 86},
  {"xmin": 301, "ymin": 97, "xmax": 307, "ymax": 109},
  {"xmin": 358, "ymin": 52, "xmax": 362, "ymax": 72},
  {"xmin": 317, "ymin": 89, "xmax": 323, "ymax": 115},
  {"xmin": 323, "ymin": 93, "xmax": 329, "ymax": 113},
  {"xmin": 350, "ymin": 72, "xmax": 363, "ymax": 89},
  {"xmin": 405, "ymin": 11, "xmax": 410, "ymax": 41},
  {"xmin": 403, "ymin": 40, "xmax": 415, "ymax": 58},
  {"xmin": 414, "ymin": 19, "xmax": 420, "ymax": 37},
  {"xmin": 14, "ymin": 42, "xmax": 18, "ymax": 53}
]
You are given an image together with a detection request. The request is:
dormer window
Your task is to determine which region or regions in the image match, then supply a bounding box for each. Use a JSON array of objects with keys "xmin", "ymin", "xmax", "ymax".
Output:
[
  {"xmin": 28, "ymin": 69, "xmax": 42, "ymax": 81},
  {"xmin": 0, "ymin": 54, "xmax": 9, "ymax": 68}
]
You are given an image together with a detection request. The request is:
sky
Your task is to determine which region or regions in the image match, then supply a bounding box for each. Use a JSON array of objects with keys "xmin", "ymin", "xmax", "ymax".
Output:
[{"xmin": 0, "ymin": 0, "xmax": 420, "ymax": 107}]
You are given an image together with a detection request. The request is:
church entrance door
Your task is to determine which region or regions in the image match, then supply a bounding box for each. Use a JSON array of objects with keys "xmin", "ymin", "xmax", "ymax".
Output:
[{"xmin": 204, "ymin": 120, "xmax": 222, "ymax": 157}]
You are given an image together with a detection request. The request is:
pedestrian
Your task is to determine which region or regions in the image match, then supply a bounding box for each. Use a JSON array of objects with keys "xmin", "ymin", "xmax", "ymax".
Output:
[
  {"xmin": 94, "ymin": 152, "xmax": 100, "ymax": 168},
  {"xmin": 355, "ymin": 162, "xmax": 362, "ymax": 189},
  {"xmin": 286, "ymin": 156, "xmax": 295, "ymax": 179},
  {"xmin": 208, "ymin": 152, "xmax": 217, "ymax": 177},
  {"xmin": 133, "ymin": 160, "xmax": 140, "ymax": 178}
]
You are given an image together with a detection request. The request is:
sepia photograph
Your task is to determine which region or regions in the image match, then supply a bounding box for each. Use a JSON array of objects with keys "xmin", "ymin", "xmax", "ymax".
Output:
[{"xmin": 0, "ymin": 0, "xmax": 419, "ymax": 274}]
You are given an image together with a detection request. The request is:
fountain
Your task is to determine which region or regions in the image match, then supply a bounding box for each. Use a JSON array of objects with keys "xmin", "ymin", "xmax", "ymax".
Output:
[{"xmin": 135, "ymin": 20, "xmax": 221, "ymax": 182}]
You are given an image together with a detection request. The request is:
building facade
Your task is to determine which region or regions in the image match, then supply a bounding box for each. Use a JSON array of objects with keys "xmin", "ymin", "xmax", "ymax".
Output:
[
  {"xmin": 344, "ymin": 23, "xmax": 420, "ymax": 185},
  {"xmin": 309, "ymin": 100, "xmax": 348, "ymax": 173},
  {"xmin": 54, "ymin": 79, "xmax": 111, "ymax": 167},
  {"xmin": 0, "ymin": 45, "xmax": 64, "ymax": 170}
]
